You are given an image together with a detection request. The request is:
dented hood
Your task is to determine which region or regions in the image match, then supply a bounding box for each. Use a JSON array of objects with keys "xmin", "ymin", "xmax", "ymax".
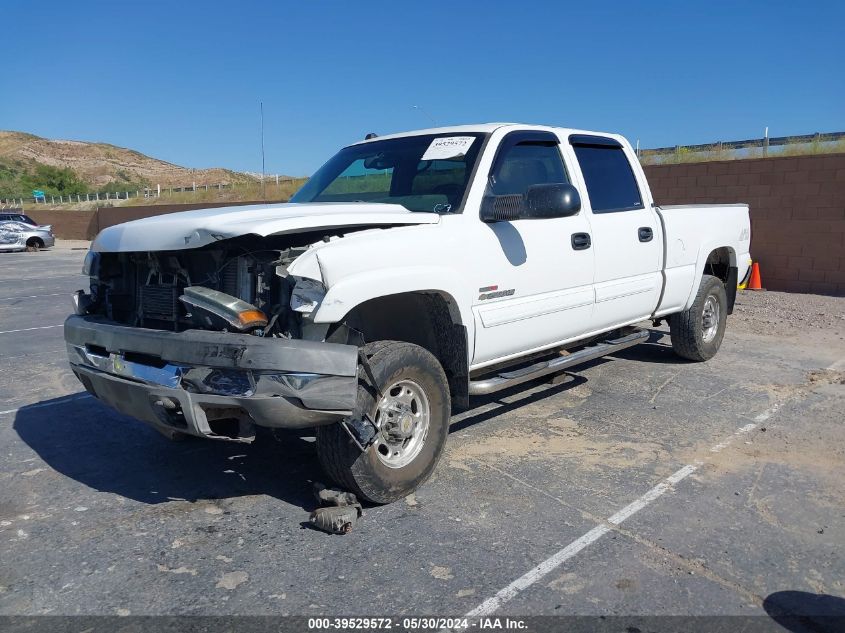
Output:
[{"xmin": 91, "ymin": 202, "xmax": 440, "ymax": 253}]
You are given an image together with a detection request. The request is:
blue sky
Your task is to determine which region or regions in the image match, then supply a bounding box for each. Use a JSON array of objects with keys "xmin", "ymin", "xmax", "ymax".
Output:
[{"xmin": 2, "ymin": 1, "xmax": 843, "ymax": 176}]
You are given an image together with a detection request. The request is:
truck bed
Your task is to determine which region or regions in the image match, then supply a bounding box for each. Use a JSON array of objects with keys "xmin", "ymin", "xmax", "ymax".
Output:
[{"xmin": 654, "ymin": 203, "xmax": 751, "ymax": 317}]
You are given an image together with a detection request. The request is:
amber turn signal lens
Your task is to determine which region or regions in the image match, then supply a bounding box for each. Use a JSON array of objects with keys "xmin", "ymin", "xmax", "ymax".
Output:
[{"xmin": 237, "ymin": 309, "xmax": 268, "ymax": 328}]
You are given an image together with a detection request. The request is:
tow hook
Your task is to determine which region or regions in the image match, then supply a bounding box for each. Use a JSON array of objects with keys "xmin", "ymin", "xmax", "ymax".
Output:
[
  {"xmin": 338, "ymin": 349, "xmax": 384, "ymax": 452},
  {"xmin": 341, "ymin": 413, "xmax": 380, "ymax": 452}
]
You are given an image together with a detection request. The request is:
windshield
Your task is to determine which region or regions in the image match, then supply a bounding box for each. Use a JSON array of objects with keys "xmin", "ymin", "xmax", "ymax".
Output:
[{"xmin": 290, "ymin": 133, "xmax": 487, "ymax": 213}]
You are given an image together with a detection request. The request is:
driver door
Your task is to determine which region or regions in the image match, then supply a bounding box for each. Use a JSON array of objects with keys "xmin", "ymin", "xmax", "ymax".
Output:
[{"xmin": 469, "ymin": 131, "xmax": 595, "ymax": 367}]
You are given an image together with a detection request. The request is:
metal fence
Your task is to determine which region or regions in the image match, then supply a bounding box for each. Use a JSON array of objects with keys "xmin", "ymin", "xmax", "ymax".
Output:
[
  {"xmin": 639, "ymin": 131, "xmax": 845, "ymax": 161},
  {"xmin": 1, "ymin": 176, "xmax": 304, "ymax": 207}
]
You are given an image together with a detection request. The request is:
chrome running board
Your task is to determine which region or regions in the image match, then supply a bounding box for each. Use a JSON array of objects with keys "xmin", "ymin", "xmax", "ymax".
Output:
[{"xmin": 468, "ymin": 329, "xmax": 649, "ymax": 396}]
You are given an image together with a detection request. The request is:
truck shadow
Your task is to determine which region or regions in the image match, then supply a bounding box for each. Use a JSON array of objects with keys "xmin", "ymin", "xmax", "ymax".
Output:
[
  {"xmin": 611, "ymin": 329, "xmax": 692, "ymax": 365},
  {"xmin": 13, "ymin": 330, "xmax": 682, "ymax": 509},
  {"xmin": 763, "ymin": 590, "xmax": 845, "ymax": 633},
  {"xmin": 450, "ymin": 373, "xmax": 591, "ymax": 434},
  {"xmin": 451, "ymin": 329, "xmax": 685, "ymax": 433},
  {"xmin": 13, "ymin": 395, "xmax": 322, "ymax": 509}
]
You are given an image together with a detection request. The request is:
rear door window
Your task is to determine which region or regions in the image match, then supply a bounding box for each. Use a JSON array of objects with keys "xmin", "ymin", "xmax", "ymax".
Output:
[{"xmin": 572, "ymin": 141, "xmax": 643, "ymax": 213}]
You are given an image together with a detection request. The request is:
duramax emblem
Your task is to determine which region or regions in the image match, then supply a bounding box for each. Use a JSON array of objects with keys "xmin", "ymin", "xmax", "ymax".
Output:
[{"xmin": 478, "ymin": 285, "xmax": 516, "ymax": 300}]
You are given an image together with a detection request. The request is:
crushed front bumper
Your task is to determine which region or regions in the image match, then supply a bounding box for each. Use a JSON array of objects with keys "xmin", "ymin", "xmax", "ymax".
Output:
[{"xmin": 64, "ymin": 315, "xmax": 359, "ymax": 441}]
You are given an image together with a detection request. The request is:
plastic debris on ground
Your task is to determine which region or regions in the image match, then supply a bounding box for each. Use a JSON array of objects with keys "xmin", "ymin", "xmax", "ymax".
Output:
[{"xmin": 309, "ymin": 482, "xmax": 363, "ymax": 534}]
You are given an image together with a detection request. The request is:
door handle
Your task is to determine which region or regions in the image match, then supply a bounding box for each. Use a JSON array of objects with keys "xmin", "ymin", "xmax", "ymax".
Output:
[
  {"xmin": 571, "ymin": 232, "xmax": 591, "ymax": 250},
  {"xmin": 638, "ymin": 227, "xmax": 653, "ymax": 242}
]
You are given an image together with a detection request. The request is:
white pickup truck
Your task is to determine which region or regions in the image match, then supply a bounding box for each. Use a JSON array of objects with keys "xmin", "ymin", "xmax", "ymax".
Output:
[{"xmin": 66, "ymin": 123, "xmax": 751, "ymax": 503}]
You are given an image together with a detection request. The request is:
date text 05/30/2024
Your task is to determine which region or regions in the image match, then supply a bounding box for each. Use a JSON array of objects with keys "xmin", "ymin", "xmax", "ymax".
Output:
[{"xmin": 307, "ymin": 617, "xmax": 528, "ymax": 630}]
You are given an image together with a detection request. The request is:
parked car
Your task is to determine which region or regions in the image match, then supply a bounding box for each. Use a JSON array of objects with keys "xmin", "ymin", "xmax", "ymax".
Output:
[
  {"xmin": 0, "ymin": 220, "xmax": 55, "ymax": 251},
  {"xmin": 0, "ymin": 212, "xmax": 51, "ymax": 232},
  {"xmin": 65, "ymin": 123, "xmax": 751, "ymax": 503}
]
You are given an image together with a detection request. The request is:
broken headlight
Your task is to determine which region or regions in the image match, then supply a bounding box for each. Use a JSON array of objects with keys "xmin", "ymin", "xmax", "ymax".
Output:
[
  {"xmin": 290, "ymin": 278, "xmax": 326, "ymax": 315},
  {"xmin": 81, "ymin": 250, "xmax": 100, "ymax": 278},
  {"xmin": 179, "ymin": 286, "xmax": 268, "ymax": 331}
]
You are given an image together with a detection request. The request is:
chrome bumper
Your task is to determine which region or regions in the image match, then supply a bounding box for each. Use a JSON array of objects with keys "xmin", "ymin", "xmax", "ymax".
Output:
[{"xmin": 64, "ymin": 315, "xmax": 359, "ymax": 440}]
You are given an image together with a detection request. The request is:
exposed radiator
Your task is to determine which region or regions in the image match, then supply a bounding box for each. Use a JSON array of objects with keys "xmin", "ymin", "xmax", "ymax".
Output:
[
  {"xmin": 221, "ymin": 259, "xmax": 239, "ymax": 297},
  {"xmin": 139, "ymin": 284, "xmax": 180, "ymax": 323},
  {"xmin": 219, "ymin": 256, "xmax": 254, "ymax": 304}
]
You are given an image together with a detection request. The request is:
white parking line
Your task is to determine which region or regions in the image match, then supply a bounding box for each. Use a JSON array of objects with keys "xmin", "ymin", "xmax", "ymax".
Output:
[
  {"xmin": 827, "ymin": 358, "xmax": 845, "ymax": 371},
  {"xmin": 0, "ymin": 324, "xmax": 63, "ymax": 335},
  {"xmin": 461, "ymin": 404, "xmax": 780, "ymax": 619},
  {"xmin": 0, "ymin": 393, "xmax": 92, "ymax": 416}
]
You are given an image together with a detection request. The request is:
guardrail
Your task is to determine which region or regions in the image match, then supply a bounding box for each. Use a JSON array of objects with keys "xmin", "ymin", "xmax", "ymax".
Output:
[{"xmin": 640, "ymin": 131, "xmax": 845, "ymax": 159}]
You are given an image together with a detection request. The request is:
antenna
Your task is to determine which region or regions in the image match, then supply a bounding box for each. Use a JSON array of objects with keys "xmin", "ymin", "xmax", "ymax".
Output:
[
  {"xmin": 411, "ymin": 105, "xmax": 437, "ymax": 126},
  {"xmin": 260, "ymin": 101, "xmax": 266, "ymax": 202}
]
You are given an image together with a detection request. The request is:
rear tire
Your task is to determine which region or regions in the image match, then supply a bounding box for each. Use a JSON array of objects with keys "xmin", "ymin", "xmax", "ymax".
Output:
[
  {"xmin": 316, "ymin": 341, "xmax": 450, "ymax": 504},
  {"xmin": 26, "ymin": 238, "xmax": 43, "ymax": 252},
  {"xmin": 669, "ymin": 274, "xmax": 727, "ymax": 362}
]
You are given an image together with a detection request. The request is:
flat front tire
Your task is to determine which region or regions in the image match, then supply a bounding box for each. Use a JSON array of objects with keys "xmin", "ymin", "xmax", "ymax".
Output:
[
  {"xmin": 316, "ymin": 341, "xmax": 450, "ymax": 504},
  {"xmin": 669, "ymin": 274, "xmax": 728, "ymax": 362}
]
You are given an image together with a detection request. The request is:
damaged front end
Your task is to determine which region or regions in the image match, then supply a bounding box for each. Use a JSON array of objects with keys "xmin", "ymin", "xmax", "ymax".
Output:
[
  {"xmin": 66, "ymin": 233, "xmax": 359, "ymax": 442},
  {"xmin": 76, "ymin": 234, "xmax": 325, "ymax": 338}
]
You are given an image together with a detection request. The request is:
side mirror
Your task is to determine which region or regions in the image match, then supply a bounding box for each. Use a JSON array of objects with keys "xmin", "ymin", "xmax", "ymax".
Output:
[
  {"xmin": 522, "ymin": 183, "xmax": 581, "ymax": 219},
  {"xmin": 480, "ymin": 183, "xmax": 581, "ymax": 222}
]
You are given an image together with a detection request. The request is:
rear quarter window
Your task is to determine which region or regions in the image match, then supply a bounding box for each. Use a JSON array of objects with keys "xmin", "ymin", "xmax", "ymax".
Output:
[{"xmin": 573, "ymin": 144, "xmax": 643, "ymax": 213}]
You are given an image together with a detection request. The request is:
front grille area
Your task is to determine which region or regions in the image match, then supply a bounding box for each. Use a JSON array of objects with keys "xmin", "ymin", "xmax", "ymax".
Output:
[
  {"xmin": 94, "ymin": 245, "xmax": 287, "ymax": 332},
  {"xmin": 139, "ymin": 284, "xmax": 181, "ymax": 324}
]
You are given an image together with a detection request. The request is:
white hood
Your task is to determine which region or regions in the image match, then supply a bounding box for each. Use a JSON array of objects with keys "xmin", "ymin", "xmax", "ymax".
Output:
[{"xmin": 91, "ymin": 202, "xmax": 440, "ymax": 252}]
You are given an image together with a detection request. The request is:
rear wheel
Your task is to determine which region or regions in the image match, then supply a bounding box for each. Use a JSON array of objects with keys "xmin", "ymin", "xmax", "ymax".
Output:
[
  {"xmin": 669, "ymin": 274, "xmax": 727, "ymax": 361},
  {"xmin": 316, "ymin": 340, "xmax": 450, "ymax": 504},
  {"xmin": 26, "ymin": 237, "xmax": 43, "ymax": 252}
]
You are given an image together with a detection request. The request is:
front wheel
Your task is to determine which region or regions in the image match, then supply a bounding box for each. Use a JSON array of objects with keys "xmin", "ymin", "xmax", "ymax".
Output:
[
  {"xmin": 669, "ymin": 274, "xmax": 728, "ymax": 362},
  {"xmin": 316, "ymin": 341, "xmax": 450, "ymax": 504}
]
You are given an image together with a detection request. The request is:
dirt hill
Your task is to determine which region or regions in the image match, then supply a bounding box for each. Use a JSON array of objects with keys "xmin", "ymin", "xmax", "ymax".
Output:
[{"xmin": 0, "ymin": 130, "xmax": 255, "ymax": 190}]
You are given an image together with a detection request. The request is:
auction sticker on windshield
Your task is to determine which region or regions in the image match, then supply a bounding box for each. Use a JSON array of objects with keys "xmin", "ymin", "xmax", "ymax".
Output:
[{"xmin": 421, "ymin": 136, "xmax": 476, "ymax": 160}]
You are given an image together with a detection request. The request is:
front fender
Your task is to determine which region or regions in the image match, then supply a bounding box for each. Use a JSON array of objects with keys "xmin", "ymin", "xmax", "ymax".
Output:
[{"xmin": 312, "ymin": 265, "xmax": 475, "ymax": 347}]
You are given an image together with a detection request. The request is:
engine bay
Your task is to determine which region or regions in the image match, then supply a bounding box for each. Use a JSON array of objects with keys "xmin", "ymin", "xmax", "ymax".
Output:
[{"xmin": 87, "ymin": 235, "xmax": 317, "ymax": 337}]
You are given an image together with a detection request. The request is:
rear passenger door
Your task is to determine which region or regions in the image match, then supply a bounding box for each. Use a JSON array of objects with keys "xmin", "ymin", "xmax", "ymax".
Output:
[{"xmin": 568, "ymin": 135, "xmax": 662, "ymax": 331}]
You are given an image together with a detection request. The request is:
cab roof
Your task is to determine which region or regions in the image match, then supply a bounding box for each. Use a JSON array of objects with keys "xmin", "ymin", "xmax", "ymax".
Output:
[{"xmin": 353, "ymin": 123, "xmax": 626, "ymax": 145}]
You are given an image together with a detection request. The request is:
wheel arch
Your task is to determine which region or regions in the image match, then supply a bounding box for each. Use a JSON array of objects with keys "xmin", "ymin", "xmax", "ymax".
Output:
[
  {"xmin": 327, "ymin": 289, "xmax": 470, "ymax": 410},
  {"xmin": 684, "ymin": 244, "xmax": 738, "ymax": 312}
]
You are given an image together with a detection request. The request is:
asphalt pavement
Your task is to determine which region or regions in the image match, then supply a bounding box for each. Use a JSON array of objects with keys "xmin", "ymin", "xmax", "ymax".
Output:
[{"xmin": 1, "ymin": 246, "xmax": 843, "ymax": 627}]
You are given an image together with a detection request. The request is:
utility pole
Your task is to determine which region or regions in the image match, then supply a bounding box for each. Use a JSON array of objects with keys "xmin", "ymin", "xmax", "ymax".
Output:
[{"xmin": 260, "ymin": 101, "xmax": 266, "ymax": 202}]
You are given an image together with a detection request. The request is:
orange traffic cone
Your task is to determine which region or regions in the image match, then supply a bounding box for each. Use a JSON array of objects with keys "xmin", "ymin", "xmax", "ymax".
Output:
[{"xmin": 747, "ymin": 262, "xmax": 764, "ymax": 290}]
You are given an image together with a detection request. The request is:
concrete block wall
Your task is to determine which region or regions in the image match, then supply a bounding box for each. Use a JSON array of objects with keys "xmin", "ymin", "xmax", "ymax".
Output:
[
  {"xmin": 26, "ymin": 209, "xmax": 95, "ymax": 240},
  {"xmin": 644, "ymin": 153, "xmax": 845, "ymax": 295},
  {"xmin": 26, "ymin": 200, "xmax": 280, "ymax": 241}
]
